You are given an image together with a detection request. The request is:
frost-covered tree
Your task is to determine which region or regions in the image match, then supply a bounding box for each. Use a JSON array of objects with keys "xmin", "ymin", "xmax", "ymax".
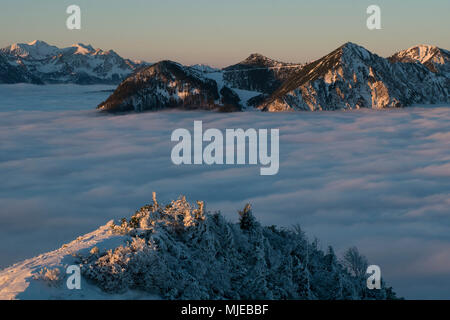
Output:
[
  {"xmin": 238, "ymin": 203, "xmax": 258, "ymax": 231},
  {"xmin": 78, "ymin": 195, "xmax": 400, "ymax": 300}
]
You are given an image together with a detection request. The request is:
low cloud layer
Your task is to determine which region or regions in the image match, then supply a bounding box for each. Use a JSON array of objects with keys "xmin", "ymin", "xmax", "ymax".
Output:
[{"xmin": 0, "ymin": 84, "xmax": 449, "ymax": 298}]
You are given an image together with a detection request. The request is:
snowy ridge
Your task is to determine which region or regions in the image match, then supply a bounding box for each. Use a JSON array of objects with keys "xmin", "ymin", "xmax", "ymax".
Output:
[
  {"xmin": 0, "ymin": 221, "xmax": 132, "ymax": 299},
  {"xmin": 5, "ymin": 40, "xmax": 61, "ymax": 60},
  {"xmin": 0, "ymin": 195, "xmax": 399, "ymax": 300},
  {"xmin": 0, "ymin": 40, "xmax": 150, "ymax": 85},
  {"xmin": 189, "ymin": 64, "xmax": 221, "ymax": 73}
]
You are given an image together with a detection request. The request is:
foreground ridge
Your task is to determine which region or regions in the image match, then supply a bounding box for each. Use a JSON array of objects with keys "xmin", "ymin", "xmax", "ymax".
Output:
[{"xmin": 0, "ymin": 194, "xmax": 399, "ymax": 300}]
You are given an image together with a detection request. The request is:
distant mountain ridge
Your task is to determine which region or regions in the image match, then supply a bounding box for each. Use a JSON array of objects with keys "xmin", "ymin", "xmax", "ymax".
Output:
[
  {"xmin": 98, "ymin": 61, "xmax": 223, "ymax": 113},
  {"xmin": 98, "ymin": 42, "xmax": 449, "ymax": 113},
  {"xmin": 0, "ymin": 40, "xmax": 150, "ymax": 84},
  {"xmin": 223, "ymin": 53, "xmax": 303, "ymax": 94}
]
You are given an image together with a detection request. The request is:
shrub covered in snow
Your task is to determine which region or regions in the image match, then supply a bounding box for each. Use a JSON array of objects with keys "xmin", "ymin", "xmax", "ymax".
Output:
[
  {"xmin": 34, "ymin": 267, "xmax": 62, "ymax": 287},
  {"xmin": 78, "ymin": 195, "xmax": 399, "ymax": 300}
]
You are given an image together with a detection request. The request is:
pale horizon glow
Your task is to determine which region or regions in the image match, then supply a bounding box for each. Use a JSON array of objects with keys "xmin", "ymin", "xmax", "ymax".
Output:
[{"xmin": 0, "ymin": 0, "xmax": 449, "ymax": 67}]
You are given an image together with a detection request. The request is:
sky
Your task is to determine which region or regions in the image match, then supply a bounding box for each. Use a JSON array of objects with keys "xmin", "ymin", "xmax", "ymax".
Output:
[{"xmin": 0, "ymin": 0, "xmax": 449, "ymax": 66}]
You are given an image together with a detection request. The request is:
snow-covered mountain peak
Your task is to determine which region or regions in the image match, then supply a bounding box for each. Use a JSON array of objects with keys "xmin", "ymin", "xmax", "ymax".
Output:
[
  {"xmin": 390, "ymin": 44, "xmax": 450, "ymax": 74},
  {"xmin": 239, "ymin": 53, "xmax": 286, "ymax": 68},
  {"xmin": 69, "ymin": 43, "xmax": 119, "ymax": 57},
  {"xmin": 340, "ymin": 41, "xmax": 364, "ymax": 49},
  {"xmin": 2, "ymin": 40, "xmax": 60, "ymax": 60},
  {"xmin": 245, "ymin": 52, "xmax": 269, "ymax": 61},
  {"xmin": 339, "ymin": 42, "xmax": 373, "ymax": 61},
  {"xmin": 401, "ymin": 44, "xmax": 439, "ymax": 60},
  {"xmin": 147, "ymin": 60, "xmax": 184, "ymax": 73},
  {"xmin": 28, "ymin": 40, "xmax": 47, "ymax": 46},
  {"xmin": 71, "ymin": 43, "xmax": 95, "ymax": 55}
]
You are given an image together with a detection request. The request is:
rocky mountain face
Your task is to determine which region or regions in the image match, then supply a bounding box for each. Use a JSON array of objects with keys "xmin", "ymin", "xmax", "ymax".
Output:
[
  {"xmin": 0, "ymin": 40, "xmax": 148, "ymax": 84},
  {"xmin": 258, "ymin": 43, "xmax": 449, "ymax": 111},
  {"xmin": 98, "ymin": 42, "xmax": 449, "ymax": 113}
]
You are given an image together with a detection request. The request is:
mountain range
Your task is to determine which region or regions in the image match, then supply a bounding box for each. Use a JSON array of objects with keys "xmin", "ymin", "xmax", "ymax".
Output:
[
  {"xmin": 98, "ymin": 42, "xmax": 449, "ymax": 113},
  {"xmin": 1, "ymin": 41, "xmax": 448, "ymax": 111},
  {"xmin": 0, "ymin": 40, "xmax": 149, "ymax": 85}
]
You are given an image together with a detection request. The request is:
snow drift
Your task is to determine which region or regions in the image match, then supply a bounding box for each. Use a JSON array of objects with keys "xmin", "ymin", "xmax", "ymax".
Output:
[{"xmin": 0, "ymin": 40, "xmax": 149, "ymax": 85}]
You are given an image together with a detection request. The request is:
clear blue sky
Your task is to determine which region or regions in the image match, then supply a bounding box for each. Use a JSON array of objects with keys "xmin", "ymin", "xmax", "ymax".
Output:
[{"xmin": 1, "ymin": 0, "xmax": 449, "ymax": 67}]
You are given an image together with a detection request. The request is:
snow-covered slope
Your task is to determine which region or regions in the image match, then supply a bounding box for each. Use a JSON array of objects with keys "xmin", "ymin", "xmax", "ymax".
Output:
[
  {"xmin": 189, "ymin": 64, "xmax": 221, "ymax": 73},
  {"xmin": 3, "ymin": 40, "xmax": 60, "ymax": 60},
  {"xmin": 0, "ymin": 40, "xmax": 149, "ymax": 84},
  {"xmin": 0, "ymin": 195, "xmax": 399, "ymax": 300},
  {"xmin": 258, "ymin": 42, "xmax": 449, "ymax": 111}
]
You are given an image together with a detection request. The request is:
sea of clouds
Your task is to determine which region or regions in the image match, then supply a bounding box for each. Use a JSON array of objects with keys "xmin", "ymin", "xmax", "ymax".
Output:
[{"xmin": 0, "ymin": 84, "xmax": 449, "ymax": 299}]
